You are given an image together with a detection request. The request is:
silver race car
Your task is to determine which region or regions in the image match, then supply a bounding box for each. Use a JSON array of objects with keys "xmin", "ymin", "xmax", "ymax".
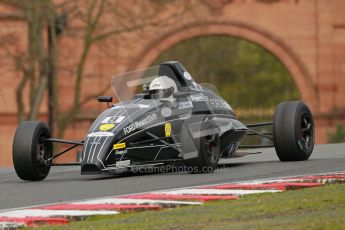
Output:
[{"xmin": 12, "ymin": 61, "xmax": 315, "ymax": 181}]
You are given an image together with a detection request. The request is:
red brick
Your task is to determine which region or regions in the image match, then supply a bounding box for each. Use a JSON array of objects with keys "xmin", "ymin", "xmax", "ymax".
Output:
[{"xmin": 0, "ymin": 0, "xmax": 344, "ymax": 166}]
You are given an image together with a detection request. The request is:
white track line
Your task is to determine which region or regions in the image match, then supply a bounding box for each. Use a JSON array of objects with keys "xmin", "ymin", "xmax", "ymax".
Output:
[
  {"xmin": 155, "ymin": 189, "xmax": 280, "ymax": 196},
  {"xmin": 237, "ymin": 177, "xmax": 345, "ymax": 185},
  {"xmin": 1, "ymin": 171, "xmax": 344, "ymax": 214},
  {"xmin": 73, "ymin": 198, "xmax": 201, "ymax": 206},
  {"xmin": 0, "ymin": 171, "xmax": 343, "ymax": 230},
  {"xmin": 0, "ymin": 209, "xmax": 118, "ymax": 218},
  {"xmin": 0, "ymin": 222, "xmax": 25, "ymax": 229},
  {"xmin": 175, "ymin": 170, "xmax": 345, "ymax": 188},
  {"xmin": 230, "ymin": 178, "xmax": 313, "ymax": 185}
]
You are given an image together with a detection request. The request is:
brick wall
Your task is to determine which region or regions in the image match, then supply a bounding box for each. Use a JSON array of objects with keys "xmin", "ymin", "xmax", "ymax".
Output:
[{"xmin": 0, "ymin": 0, "xmax": 344, "ymax": 167}]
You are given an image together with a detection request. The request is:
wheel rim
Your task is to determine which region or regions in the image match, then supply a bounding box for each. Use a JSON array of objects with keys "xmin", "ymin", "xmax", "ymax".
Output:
[
  {"xmin": 35, "ymin": 132, "xmax": 52, "ymax": 174},
  {"xmin": 204, "ymin": 133, "xmax": 218, "ymax": 164},
  {"xmin": 297, "ymin": 113, "xmax": 314, "ymax": 151}
]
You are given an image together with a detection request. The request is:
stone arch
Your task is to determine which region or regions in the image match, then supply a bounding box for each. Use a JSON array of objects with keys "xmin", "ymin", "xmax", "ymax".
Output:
[{"xmin": 129, "ymin": 22, "xmax": 319, "ymax": 112}]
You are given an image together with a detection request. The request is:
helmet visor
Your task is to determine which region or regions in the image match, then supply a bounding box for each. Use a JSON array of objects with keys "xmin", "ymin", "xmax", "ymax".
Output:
[{"xmin": 149, "ymin": 87, "xmax": 174, "ymax": 99}]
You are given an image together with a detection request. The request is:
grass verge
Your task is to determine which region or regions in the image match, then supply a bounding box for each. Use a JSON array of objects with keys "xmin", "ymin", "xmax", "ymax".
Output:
[{"xmin": 37, "ymin": 184, "xmax": 345, "ymax": 230}]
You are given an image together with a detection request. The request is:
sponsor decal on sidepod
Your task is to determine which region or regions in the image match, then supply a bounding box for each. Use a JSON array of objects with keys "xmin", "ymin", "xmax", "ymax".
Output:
[
  {"xmin": 165, "ymin": 123, "xmax": 172, "ymax": 137},
  {"xmin": 123, "ymin": 113, "xmax": 157, "ymax": 135},
  {"xmin": 113, "ymin": 143, "xmax": 126, "ymax": 150}
]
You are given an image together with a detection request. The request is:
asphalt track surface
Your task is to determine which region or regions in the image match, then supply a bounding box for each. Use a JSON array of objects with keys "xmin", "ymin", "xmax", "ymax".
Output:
[{"xmin": 0, "ymin": 143, "xmax": 344, "ymax": 210}]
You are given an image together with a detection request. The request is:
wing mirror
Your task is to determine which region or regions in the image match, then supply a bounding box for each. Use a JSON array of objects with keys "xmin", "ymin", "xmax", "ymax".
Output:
[
  {"xmin": 98, "ymin": 96, "xmax": 113, "ymax": 108},
  {"xmin": 173, "ymin": 91, "xmax": 190, "ymax": 98}
]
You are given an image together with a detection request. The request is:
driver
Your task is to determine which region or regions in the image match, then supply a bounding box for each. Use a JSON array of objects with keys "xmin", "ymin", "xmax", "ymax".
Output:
[{"xmin": 149, "ymin": 76, "xmax": 177, "ymax": 100}]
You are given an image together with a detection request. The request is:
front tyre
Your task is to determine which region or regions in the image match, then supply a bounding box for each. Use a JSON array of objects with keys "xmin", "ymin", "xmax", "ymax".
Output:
[
  {"xmin": 183, "ymin": 120, "xmax": 220, "ymax": 173},
  {"xmin": 13, "ymin": 121, "xmax": 53, "ymax": 181},
  {"xmin": 273, "ymin": 101, "xmax": 314, "ymax": 161}
]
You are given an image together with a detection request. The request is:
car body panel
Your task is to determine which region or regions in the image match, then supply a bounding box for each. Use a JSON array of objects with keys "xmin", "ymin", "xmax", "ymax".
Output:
[{"xmin": 81, "ymin": 61, "xmax": 248, "ymax": 174}]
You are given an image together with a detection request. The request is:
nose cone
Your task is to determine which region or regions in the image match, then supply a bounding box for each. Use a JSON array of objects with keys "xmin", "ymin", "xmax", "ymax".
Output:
[
  {"xmin": 81, "ymin": 133, "xmax": 115, "ymax": 174},
  {"xmin": 80, "ymin": 100, "xmax": 160, "ymax": 174}
]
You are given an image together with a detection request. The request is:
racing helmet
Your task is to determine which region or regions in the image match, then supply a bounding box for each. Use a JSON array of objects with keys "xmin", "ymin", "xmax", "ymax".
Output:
[{"xmin": 149, "ymin": 76, "xmax": 177, "ymax": 100}]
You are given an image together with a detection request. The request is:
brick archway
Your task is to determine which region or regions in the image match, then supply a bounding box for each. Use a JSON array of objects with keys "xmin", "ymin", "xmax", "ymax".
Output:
[{"xmin": 130, "ymin": 22, "xmax": 319, "ymax": 112}]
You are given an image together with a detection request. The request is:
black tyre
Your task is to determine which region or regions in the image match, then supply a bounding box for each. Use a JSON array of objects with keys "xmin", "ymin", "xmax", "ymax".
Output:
[
  {"xmin": 183, "ymin": 119, "xmax": 220, "ymax": 173},
  {"xmin": 13, "ymin": 121, "xmax": 53, "ymax": 181},
  {"xmin": 273, "ymin": 101, "xmax": 314, "ymax": 161}
]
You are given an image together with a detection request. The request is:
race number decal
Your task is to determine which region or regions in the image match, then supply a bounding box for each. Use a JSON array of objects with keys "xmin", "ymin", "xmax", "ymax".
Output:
[{"xmin": 101, "ymin": 116, "xmax": 126, "ymax": 124}]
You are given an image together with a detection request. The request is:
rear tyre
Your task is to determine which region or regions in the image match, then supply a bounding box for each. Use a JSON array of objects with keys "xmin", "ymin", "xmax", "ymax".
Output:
[
  {"xmin": 183, "ymin": 119, "xmax": 220, "ymax": 173},
  {"xmin": 13, "ymin": 121, "xmax": 53, "ymax": 181},
  {"xmin": 273, "ymin": 101, "xmax": 314, "ymax": 161}
]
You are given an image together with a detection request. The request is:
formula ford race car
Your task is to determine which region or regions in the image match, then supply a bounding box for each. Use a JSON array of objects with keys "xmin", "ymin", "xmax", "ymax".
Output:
[{"xmin": 12, "ymin": 61, "xmax": 315, "ymax": 181}]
